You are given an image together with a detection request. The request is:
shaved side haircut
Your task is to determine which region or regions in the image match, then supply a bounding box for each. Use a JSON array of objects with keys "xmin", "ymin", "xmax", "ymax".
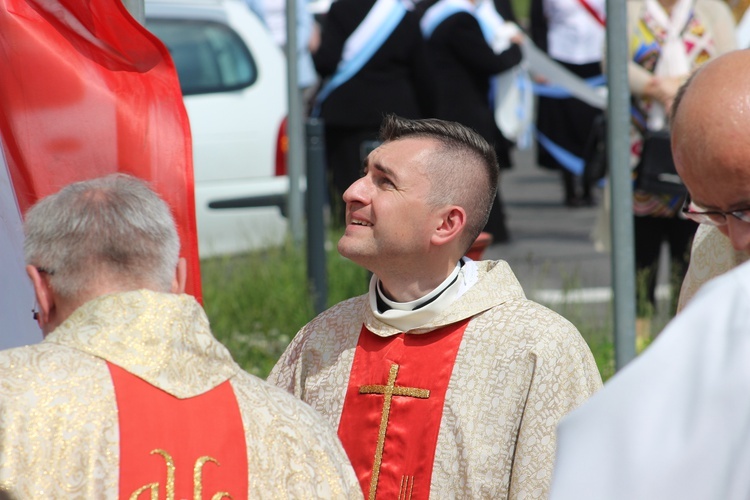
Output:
[{"xmin": 379, "ymin": 114, "xmax": 499, "ymax": 251}]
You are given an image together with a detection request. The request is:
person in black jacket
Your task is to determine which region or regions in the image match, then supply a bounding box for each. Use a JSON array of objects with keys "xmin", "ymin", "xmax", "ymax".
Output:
[
  {"xmin": 313, "ymin": 0, "xmax": 436, "ymax": 225},
  {"xmin": 423, "ymin": 0, "xmax": 522, "ymax": 242},
  {"xmin": 530, "ymin": 0, "xmax": 605, "ymax": 207}
]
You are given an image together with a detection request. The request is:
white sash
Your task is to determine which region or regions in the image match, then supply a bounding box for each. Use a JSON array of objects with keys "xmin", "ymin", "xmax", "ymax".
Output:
[
  {"xmin": 312, "ymin": 0, "xmax": 408, "ymax": 115},
  {"xmin": 645, "ymin": 0, "xmax": 693, "ymax": 130}
]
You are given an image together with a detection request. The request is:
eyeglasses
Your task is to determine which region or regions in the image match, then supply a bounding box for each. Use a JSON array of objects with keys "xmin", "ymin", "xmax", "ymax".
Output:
[{"xmin": 681, "ymin": 195, "xmax": 750, "ymax": 226}]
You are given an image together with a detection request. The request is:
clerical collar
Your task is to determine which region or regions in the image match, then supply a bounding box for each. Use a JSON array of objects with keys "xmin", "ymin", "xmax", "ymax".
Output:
[
  {"xmin": 369, "ymin": 258, "xmax": 479, "ymax": 332},
  {"xmin": 376, "ymin": 260, "xmax": 463, "ymax": 312}
]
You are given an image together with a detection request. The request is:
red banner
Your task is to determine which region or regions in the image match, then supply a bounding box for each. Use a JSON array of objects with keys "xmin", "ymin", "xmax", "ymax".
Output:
[{"xmin": 0, "ymin": 0, "xmax": 201, "ymax": 300}]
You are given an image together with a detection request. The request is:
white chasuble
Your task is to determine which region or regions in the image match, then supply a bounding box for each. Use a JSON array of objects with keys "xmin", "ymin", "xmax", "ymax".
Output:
[
  {"xmin": 268, "ymin": 260, "xmax": 602, "ymax": 499},
  {"xmin": 0, "ymin": 290, "xmax": 360, "ymax": 499}
]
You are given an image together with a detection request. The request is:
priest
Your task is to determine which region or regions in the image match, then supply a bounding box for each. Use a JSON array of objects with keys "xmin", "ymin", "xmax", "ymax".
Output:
[
  {"xmin": 672, "ymin": 50, "xmax": 750, "ymax": 311},
  {"xmin": 2, "ymin": 174, "xmax": 360, "ymax": 498},
  {"xmin": 267, "ymin": 114, "xmax": 602, "ymax": 499}
]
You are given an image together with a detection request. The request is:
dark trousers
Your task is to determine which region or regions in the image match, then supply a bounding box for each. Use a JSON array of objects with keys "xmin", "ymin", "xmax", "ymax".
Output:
[{"xmin": 634, "ymin": 215, "xmax": 698, "ymax": 312}]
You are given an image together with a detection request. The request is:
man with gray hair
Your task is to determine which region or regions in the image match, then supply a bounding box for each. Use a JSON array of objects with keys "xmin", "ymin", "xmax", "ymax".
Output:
[
  {"xmin": 268, "ymin": 115, "xmax": 602, "ymax": 499},
  {"xmin": 3, "ymin": 174, "xmax": 360, "ymax": 498}
]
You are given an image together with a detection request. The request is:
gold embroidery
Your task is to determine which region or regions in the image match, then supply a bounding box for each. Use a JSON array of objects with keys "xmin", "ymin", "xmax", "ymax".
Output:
[
  {"xmin": 194, "ymin": 456, "xmax": 218, "ymax": 500},
  {"xmin": 131, "ymin": 450, "xmax": 232, "ymax": 500},
  {"xmin": 359, "ymin": 363, "xmax": 430, "ymax": 500},
  {"xmin": 399, "ymin": 475, "xmax": 414, "ymax": 500},
  {"xmin": 194, "ymin": 456, "xmax": 233, "ymax": 500},
  {"xmin": 130, "ymin": 483, "xmax": 158, "ymax": 500}
]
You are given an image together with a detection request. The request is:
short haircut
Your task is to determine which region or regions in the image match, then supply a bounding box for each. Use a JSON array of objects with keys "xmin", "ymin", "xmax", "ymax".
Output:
[
  {"xmin": 23, "ymin": 174, "xmax": 180, "ymax": 299},
  {"xmin": 379, "ymin": 114, "xmax": 499, "ymax": 251}
]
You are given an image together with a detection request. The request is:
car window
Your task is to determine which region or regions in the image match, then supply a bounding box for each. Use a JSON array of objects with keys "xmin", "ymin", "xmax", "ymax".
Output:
[{"xmin": 147, "ymin": 19, "xmax": 257, "ymax": 95}]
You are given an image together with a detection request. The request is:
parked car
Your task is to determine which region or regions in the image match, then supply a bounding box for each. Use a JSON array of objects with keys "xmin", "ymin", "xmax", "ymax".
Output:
[{"xmin": 145, "ymin": 0, "xmax": 290, "ymax": 257}]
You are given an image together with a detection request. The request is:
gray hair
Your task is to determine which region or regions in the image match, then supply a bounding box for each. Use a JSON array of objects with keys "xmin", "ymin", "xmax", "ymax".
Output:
[
  {"xmin": 23, "ymin": 174, "xmax": 180, "ymax": 299},
  {"xmin": 379, "ymin": 114, "xmax": 499, "ymax": 251}
]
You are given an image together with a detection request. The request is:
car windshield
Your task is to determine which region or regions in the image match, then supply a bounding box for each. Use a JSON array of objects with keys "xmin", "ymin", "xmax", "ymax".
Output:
[{"xmin": 147, "ymin": 18, "xmax": 257, "ymax": 95}]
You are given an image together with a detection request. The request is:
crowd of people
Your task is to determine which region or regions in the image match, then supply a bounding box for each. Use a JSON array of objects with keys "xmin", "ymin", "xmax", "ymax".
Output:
[{"xmin": 4, "ymin": 0, "xmax": 750, "ymax": 499}]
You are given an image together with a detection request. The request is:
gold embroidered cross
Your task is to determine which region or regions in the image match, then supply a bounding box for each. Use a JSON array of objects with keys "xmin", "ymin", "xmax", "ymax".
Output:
[{"xmin": 359, "ymin": 363, "xmax": 430, "ymax": 500}]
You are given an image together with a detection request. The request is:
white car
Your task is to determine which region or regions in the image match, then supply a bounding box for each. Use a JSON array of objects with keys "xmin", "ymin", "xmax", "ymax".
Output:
[{"xmin": 145, "ymin": 0, "xmax": 290, "ymax": 257}]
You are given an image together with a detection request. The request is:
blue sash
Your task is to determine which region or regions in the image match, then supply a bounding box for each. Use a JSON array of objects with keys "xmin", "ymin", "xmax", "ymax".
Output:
[
  {"xmin": 312, "ymin": 0, "xmax": 408, "ymax": 117},
  {"xmin": 421, "ymin": 0, "xmax": 492, "ymax": 40}
]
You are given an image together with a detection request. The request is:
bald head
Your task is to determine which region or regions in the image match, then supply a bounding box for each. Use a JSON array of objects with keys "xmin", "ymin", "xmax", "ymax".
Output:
[{"xmin": 672, "ymin": 50, "xmax": 750, "ymax": 251}]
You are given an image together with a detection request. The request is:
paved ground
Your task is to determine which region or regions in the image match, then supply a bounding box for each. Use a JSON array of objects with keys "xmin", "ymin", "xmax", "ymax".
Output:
[
  {"xmin": 485, "ymin": 148, "xmax": 610, "ymax": 302},
  {"xmin": 483, "ymin": 147, "xmax": 675, "ymax": 336}
]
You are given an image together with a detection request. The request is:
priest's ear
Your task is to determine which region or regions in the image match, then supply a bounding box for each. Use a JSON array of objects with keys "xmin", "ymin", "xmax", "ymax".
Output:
[
  {"xmin": 171, "ymin": 257, "xmax": 187, "ymax": 294},
  {"xmin": 431, "ymin": 206, "xmax": 467, "ymax": 247},
  {"xmin": 26, "ymin": 265, "xmax": 54, "ymax": 331}
]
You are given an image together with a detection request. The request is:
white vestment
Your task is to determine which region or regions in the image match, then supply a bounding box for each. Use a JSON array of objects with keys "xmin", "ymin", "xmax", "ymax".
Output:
[
  {"xmin": 678, "ymin": 224, "xmax": 750, "ymax": 311},
  {"xmin": 268, "ymin": 260, "xmax": 602, "ymax": 499},
  {"xmin": 0, "ymin": 290, "xmax": 360, "ymax": 499},
  {"xmin": 550, "ymin": 259, "xmax": 750, "ymax": 500}
]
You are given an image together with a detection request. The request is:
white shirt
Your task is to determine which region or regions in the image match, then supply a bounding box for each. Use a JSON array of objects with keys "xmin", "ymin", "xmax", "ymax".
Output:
[{"xmin": 544, "ymin": 0, "xmax": 605, "ymax": 64}]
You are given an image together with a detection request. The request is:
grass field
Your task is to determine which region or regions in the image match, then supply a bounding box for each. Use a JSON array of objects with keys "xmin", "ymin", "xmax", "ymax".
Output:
[
  {"xmin": 197, "ymin": 232, "xmax": 667, "ymax": 382},
  {"xmin": 201, "ymin": 237, "xmax": 369, "ymax": 377}
]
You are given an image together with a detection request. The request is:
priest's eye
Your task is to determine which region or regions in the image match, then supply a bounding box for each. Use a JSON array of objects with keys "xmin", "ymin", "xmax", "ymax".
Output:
[{"xmin": 376, "ymin": 176, "xmax": 395, "ymax": 188}]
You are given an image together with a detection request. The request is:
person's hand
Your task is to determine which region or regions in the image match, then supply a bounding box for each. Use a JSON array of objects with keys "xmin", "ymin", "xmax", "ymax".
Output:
[
  {"xmin": 644, "ymin": 75, "xmax": 685, "ymax": 106},
  {"xmin": 658, "ymin": 76, "xmax": 684, "ymax": 102},
  {"xmin": 309, "ymin": 22, "xmax": 321, "ymax": 53}
]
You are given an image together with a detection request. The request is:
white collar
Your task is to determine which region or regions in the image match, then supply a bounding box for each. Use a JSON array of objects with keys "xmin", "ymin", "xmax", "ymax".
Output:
[{"xmin": 369, "ymin": 258, "xmax": 479, "ymax": 331}]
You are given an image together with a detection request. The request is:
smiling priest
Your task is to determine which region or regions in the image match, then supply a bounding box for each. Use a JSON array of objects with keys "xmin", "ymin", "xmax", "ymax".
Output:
[{"xmin": 267, "ymin": 115, "xmax": 602, "ymax": 499}]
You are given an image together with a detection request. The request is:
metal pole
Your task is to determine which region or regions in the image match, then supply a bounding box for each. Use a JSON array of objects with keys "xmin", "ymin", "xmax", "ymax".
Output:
[
  {"xmin": 306, "ymin": 118, "xmax": 328, "ymax": 314},
  {"xmin": 285, "ymin": 0, "xmax": 305, "ymax": 245},
  {"xmin": 606, "ymin": 0, "xmax": 637, "ymax": 370}
]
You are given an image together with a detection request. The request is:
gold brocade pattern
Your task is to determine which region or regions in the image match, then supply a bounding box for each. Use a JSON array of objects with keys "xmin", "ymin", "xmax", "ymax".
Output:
[
  {"xmin": 0, "ymin": 342, "xmax": 120, "ymax": 497},
  {"xmin": 678, "ymin": 225, "xmax": 750, "ymax": 311},
  {"xmin": 0, "ymin": 290, "xmax": 362, "ymax": 499},
  {"xmin": 48, "ymin": 291, "xmax": 240, "ymax": 399},
  {"xmin": 268, "ymin": 260, "xmax": 603, "ymax": 499},
  {"xmin": 230, "ymin": 377, "xmax": 363, "ymax": 498}
]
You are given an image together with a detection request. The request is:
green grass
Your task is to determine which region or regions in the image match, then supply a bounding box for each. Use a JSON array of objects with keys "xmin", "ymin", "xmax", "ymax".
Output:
[
  {"xmin": 512, "ymin": 0, "xmax": 531, "ymax": 24},
  {"xmin": 200, "ymin": 236, "xmax": 368, "ymax": 377},
  {"xmin": 201, "ymin": 231, "xmax": 656, "ymax": 382}
]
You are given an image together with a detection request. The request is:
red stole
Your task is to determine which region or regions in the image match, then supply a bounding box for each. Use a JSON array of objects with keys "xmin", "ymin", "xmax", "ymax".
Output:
[
  {"xmin": 338, "ymin": 320, "xmax": 469, "ymax": 499},
  {"xmin": 109, "ymin": 363, "xmax": 248, "ymax": 499}
]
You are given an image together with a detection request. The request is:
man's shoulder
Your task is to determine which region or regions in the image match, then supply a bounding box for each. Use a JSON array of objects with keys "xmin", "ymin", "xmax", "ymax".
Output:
[
  {"xmin": 470, "ymin": 292, "xmax": 591, "ymax": 361},
  {"xmin": 0, "ymin": 342, "xmax": 102, "ymax": 394},
  {"xmin": 230, "ymin": 371, "xmax": 347, "ymax": 447},
  {"xmin": 488, "ymin": 295, "xmax": 580, "ymax": 330},
  {"xmin": 329, "ymin": 0, "xmax": 377, "ymax": 20},
  {"xmin": 303, "ymin": 294, "xmax": 368, "ymax": 332}
]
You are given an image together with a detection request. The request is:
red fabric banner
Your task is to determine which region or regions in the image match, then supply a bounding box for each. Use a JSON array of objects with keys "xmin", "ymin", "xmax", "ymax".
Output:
[
  {"xmin": 338, "ymin": 320, "xmax": 469, "ymax": 500},
  {"xmin": 109, "ymin": 363, "xmax": 248, "ymax": 499},
  {"xmin": 0, "ymin": 0, "xmax": 201, "ymax": 299}
]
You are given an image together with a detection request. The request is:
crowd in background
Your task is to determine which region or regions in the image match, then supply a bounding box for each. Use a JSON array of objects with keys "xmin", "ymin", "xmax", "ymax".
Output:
[{"xmin": 249, "ymin": 0, "xmax": 745, "ymax": 309}]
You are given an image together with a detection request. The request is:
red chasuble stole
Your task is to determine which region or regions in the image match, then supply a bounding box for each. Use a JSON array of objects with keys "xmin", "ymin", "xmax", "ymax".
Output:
[
  {"xmin": 108, "ymin": 363, "xmax": 248, "ymax": 499},
  {"xmin": 338, "ymin": 320, "xmax": 469, "ymax": 500}
]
